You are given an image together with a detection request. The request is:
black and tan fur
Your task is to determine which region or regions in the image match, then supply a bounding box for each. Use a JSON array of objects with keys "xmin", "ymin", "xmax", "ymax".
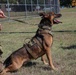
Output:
[{"xmin": 0, "ymin": 12, "xmax": 62, "ymax": 74}]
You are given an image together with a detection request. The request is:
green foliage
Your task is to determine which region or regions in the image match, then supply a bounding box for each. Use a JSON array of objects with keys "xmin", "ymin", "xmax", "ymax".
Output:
[
  {"xmin": 60, "ymin": 0, "xmax": 72, "ymax": 7},
  {"xmin": 0, "ymin": 0, "xmax": 18, "ymax": 3},
  {"xmin": 9, "ymin": 0, "xmax": 17, "ymax": 4},
  {"xmin": 0, "ymin": 0, "xmax": 73, "ymax": 6},
  {"xmin": 33, "ymin": 0, "xmax": 44, "ymax": 4},
  {"xmin": 18, "ymin": 0, "xmax": 44, "ymax": 4},
  {"xmin": 0, "ymin": 0, "xmax": 7, "ymax": 3}
]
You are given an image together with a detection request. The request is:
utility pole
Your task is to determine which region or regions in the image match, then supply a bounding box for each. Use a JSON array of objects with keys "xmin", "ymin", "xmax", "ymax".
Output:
[
  {"xmin": 24, "ymin": 0, "xmax": 27, "ymax": 17},
  {"xmin": 31, "ymin": 0, "xmax": 33, "ymax": 12},
  {"xmin": 7, "ymin": 0, "xmax": 10, "ymax": 20}
]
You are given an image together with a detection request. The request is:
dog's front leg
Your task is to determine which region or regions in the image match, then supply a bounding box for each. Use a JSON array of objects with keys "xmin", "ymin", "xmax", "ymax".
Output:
[
  {"xmin": 45, "ymin": 48, "xmax": 56, "ymax": 70},
  {"xmin": 41, "ymin": 55, "xmax": 48, "ymax": 65}
]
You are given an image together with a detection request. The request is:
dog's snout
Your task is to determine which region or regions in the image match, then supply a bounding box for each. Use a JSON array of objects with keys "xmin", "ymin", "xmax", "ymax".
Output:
[{"xmin": 57, "ymin": 14, "xmax": 62, "ymax": 18}]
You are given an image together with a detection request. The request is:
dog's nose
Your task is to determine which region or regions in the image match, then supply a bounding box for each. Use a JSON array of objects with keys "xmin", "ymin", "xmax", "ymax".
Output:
[{"xmin": 57, "ymin": 14, "xmax": 62, "ymax": 18}]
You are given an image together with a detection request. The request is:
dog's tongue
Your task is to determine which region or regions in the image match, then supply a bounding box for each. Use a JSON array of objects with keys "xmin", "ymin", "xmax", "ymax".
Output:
[{"xmin": 53, "ymin": 19, "xmax": 62, "ymax": 24}]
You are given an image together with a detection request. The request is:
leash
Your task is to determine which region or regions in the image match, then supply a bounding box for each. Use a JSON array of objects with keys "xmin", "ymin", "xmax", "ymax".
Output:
[{"xmin": 23, "ymin": 38, "xmax": 31, "ymax": 45}]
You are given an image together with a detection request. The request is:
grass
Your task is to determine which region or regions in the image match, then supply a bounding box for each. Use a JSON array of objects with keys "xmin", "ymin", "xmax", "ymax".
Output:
[{"xmin": 0, "ymin": 8, "xmax": 76, "ymax": 75}]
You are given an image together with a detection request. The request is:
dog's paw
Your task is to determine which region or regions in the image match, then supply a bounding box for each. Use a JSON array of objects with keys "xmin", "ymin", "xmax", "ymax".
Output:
[
  {"xmin": 0, "ymin": 72, "xmax": 11, "ymax": 75},
  {"xmin": 51, "ymin": 67, "xmax": 58, "ymax": 71},
  {"xmin": 44, "ymin": 62, "xmax": 49, "ymax": 65}
]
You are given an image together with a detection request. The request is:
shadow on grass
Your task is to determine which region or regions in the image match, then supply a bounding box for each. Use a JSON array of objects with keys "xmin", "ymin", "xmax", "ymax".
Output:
[
  {"xmin": 61, "ymin": 45, "xmax": 76, "ymax": 50},
  {"xmin": 53, "ymin": 30, "xmax": 76, "ymax": 32},
  {"xmin": 23, "ymin": 61, "xmax": 51, "ymax": 71},
  {"xmin": 0, "ymin": 30, "xmax": 76, "ymax": 34},
  {"xmin": 0, "ymin": 32, "xmax": 35, "ymax": 34},
  {"xmin": 38, "ymin": 66, "xmax": 51, "ymax": 70},
  {"xmin": 12, "ymin": 19, "xmax": 28, "ymax": 24},
  {"xmin": 23, "ymin": 61, "xmax": 37, "ymax": 67}
]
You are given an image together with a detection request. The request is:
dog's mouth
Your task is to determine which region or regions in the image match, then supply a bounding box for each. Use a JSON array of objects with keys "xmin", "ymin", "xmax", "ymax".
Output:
[
  {"xmin": 55, "ymin": 14, "xmax": 62, "ymax": 18},
  {"xmin": 53, "ymin": 18, "xmax": 62, "ymax": 24},
  {"xmin": 53, "ymin": 14, "xmax": 62, "ymax": 24}
]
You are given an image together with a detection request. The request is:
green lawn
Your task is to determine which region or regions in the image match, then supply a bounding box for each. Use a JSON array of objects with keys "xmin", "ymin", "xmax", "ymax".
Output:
[{"xmin": 0, "ymin": 8, "xmax": 76, "ymax": 75}]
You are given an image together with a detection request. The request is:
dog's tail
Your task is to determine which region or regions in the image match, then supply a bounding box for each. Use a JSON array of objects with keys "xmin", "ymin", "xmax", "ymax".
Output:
[
  {"xmin": 0, "ymin": 61, "xmax": 4, "ymax": 73},
  {"xmin": 3, "ymin": 56, "xmax": 12, "ymax": 68},
  {"xmin": 0, "ymin": 57, "xmax": 11, "ymax": 74}
]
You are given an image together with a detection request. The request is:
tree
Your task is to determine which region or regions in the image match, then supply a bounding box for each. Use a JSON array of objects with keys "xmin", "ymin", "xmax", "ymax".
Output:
[
  {"xmin": 18, "ymin": 0, "xmax": 44, "ymax": 4},
  {"xmin": 60, "ymin": 0, "xmax": 72, "ymax": 7},
  {"xmin": 33, "ymin": 0, "xmax": 44, "ymax": 4},
  {"xmin": 0, "ymin": 0, "xmax": 18, "ymax": 4},
  {"xmin": 0, "ymin": 0, "xmax": 7, "ymax": 3},
  {"xmin": 9, "ymin": 0, "xmax": 18, "ymax": 4}
]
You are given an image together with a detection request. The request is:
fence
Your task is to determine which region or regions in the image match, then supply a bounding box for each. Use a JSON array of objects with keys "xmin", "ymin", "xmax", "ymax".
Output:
[{"xmin": 0, "ymin": 0, "xmax": 60, "ymax": 21}]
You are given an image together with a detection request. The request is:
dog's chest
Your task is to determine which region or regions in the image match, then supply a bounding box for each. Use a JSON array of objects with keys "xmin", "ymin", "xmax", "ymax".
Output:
[
  {"xmin": 26, "ymin": 44, "xmax": 45, "ymax": 59},
  {"xmin": 24, "ymin": 36, "xmax": 45, "ymax": 59}
]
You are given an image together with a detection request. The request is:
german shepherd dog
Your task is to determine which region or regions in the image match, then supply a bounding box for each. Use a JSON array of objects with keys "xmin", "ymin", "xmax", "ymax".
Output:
[{"xmin": 0, "ymin": 12, "xmax": 62, "ymax": 74}]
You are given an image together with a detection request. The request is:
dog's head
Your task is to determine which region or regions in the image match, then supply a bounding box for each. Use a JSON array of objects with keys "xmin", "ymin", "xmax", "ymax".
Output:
[{"xmin": 39, "ymin": 12, "xmax": 62, "ymax": 25}]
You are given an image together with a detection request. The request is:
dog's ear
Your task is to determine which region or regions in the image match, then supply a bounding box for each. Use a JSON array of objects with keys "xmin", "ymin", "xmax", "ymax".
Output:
[
  {"xmin": 39, "ymin": 12, "xmax": 50, "ymax": 18},
  {"xmin": 48, "ymin": 12, "xmax": 62, "ymax": 18},
  {"xmin": 44, "ymin": 14, "xmax": 50, "ymax": 18},
  {"xmin": 49, "ymin": 12, "xmax": 55, "ymax": 15},
  {"xmin": 39, "ymin": 12, "xmax": 45, "ymax": 17},
  {"xmin": 39, "ymin": 12, "xmax": 62, "ymax": 18},
  {"xmin": 39, "ymin": 12, "xmax": 55, "ymax": 18}
]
